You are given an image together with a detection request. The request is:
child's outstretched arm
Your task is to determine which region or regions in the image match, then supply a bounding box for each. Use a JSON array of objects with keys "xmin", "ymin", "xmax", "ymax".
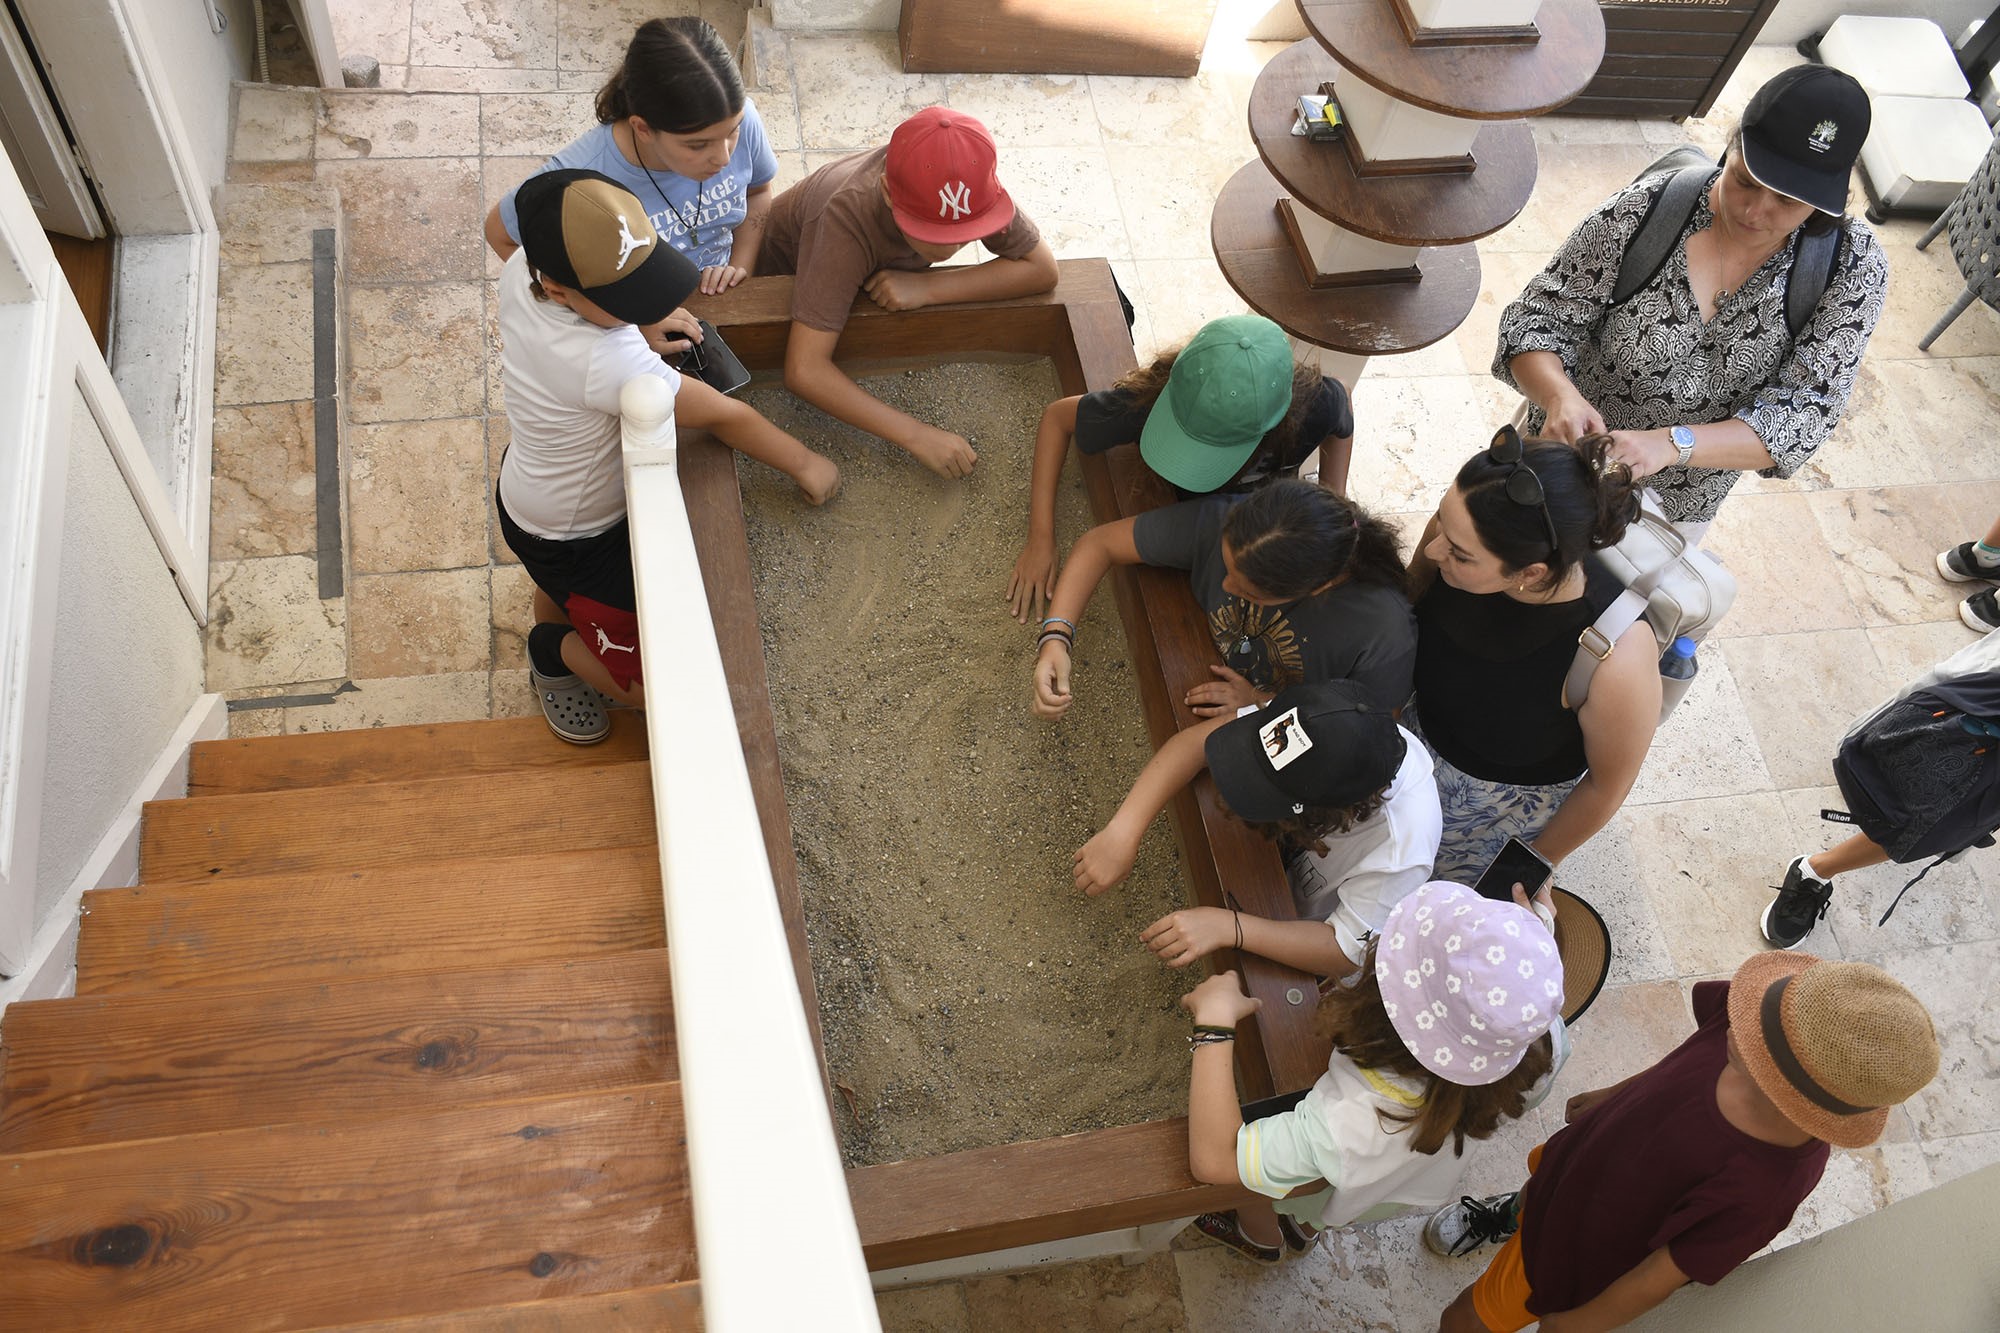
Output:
[
  {"xmin": 1032, "ymin": 516, "xmax": 1141, "ymax": 720},
  {"xmin": 1142, "ymin": 908, "xmax": 1347, "ymax": 978},
  {"xmin": 1534, "ymin": 1247, "xmax": 1689, "ymax": 1333},
  {"xmin": 1073, "ymin": 715, "xmax": 1226, "ymax": 895},
  {"xmin": 673, "ymin": 378, "xmax": 840, "ymax": 505},
  {"xmin": 1007, "ymin": 395, "xmax": 1083, "ymax": 624},
  {"xmin": 782, "ymin": 325, "xmax": 976, "ymax": 478},
  {"xmin": 1182, "ymin": 970, "xmax": 1262, "ymax": 1185},
  {"xmin": 863, "ymin": 238, "xmax": 1060, "ymax": 312}
]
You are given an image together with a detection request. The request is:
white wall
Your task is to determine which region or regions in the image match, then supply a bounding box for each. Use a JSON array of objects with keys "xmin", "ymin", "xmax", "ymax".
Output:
[
  {"xmin": 33, "ymin": 384, "xmax": 203, "ymax": 924},
  {"xmin": 1629, "ymin": 1165, "xmax": 2000, "ymax": 1331},
  {"xmin": 125, "ymin": 0, "xmax": 255, "ymax": 201}
]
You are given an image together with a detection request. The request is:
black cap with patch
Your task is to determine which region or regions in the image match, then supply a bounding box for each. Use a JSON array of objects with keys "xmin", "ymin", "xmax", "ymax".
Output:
[
  {"xmin": 1739, "ymin": 65, "xmax": 1870, "ymax": 216},
  {"xmin": 1204, "ymin": 679, "xmax": 1405, "ymax": 824},
  {"xmin": 516, "ymin": 168, "xmax": 699, "ymax": 326}
]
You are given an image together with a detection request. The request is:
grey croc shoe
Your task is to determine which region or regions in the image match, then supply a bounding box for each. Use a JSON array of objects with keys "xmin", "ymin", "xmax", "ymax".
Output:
[{"xmin": 531, "ymin": 668, "xmax": 610, "ymax": 745}]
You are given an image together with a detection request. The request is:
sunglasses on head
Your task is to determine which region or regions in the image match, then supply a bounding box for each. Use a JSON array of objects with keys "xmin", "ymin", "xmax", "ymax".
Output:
[{"xmin": 1488, "ymin": 425, "xmax": 1560, "ymax": 557}]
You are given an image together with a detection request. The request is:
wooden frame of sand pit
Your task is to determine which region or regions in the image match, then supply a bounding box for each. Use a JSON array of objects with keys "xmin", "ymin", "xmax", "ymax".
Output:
[{"xmin": 680, "ymin": 259, "xmax": 1333, "ymax": 1270}]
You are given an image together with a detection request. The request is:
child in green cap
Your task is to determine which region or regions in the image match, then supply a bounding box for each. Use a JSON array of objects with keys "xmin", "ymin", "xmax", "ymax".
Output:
[{"xmin": 1006, "ymin": 314, "xmax": 1355, "ymax": 622}]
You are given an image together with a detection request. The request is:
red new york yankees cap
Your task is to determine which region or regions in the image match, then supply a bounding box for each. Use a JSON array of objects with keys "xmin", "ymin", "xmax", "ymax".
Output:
[{"xmin": 883, "ymin": 107, "xmax": 1015, "ymax": 246}]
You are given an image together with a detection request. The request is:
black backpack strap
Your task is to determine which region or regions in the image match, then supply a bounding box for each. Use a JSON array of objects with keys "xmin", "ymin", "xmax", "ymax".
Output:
[
  {"xmin": 1612, "ymin": 164, "xmax": 1712, "ymax": 308},
  {"xmin": 1784, "ymin": 224, "xmax": 1843, "ymax": 340}
]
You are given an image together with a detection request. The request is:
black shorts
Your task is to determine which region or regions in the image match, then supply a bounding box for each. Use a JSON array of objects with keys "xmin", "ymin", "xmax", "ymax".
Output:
[{"xmin": 494, "ymin": 484, "xmax": 635, "ymax": 612}]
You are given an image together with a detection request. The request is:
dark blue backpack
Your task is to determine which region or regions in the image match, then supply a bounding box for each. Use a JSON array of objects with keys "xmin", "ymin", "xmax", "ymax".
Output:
[{"xmin": 1827, "ymin": 674, "xmax": 2000, "ymax": 923}]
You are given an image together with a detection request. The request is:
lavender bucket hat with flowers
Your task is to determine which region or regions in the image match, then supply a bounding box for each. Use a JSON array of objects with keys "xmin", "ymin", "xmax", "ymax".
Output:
[{"xmin": 1375, "ymin": 881, "xmax": 1564, "ymax": 1086}]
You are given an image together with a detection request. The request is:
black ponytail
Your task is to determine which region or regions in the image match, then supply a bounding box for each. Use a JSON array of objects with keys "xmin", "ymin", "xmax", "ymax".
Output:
[
  {"xmin": 1455, "ymin": 433, "xmax": 1640, "ymax": 591},
  {"xmin": 1221, "ymin": 480, "xmax": 1406, "ymax": 602},
  {"xmin": 596, "ymin": 18, "xmax": 744, "ymax": 135}
]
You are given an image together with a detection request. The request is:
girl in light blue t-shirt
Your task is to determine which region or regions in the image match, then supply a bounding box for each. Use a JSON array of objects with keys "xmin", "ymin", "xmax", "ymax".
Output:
[{"xmin": 485, "ymin": 18, "xmax": 777, "ymax": 352}]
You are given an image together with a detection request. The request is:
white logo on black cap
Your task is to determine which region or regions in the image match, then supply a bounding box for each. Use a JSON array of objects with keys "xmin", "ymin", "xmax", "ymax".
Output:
[
  {"xmin": 938, "ymin": 181, "xmax": 971, "ymax": 220},
  {"xmin": 1808, "ymin": 119, "xmax": 1838, "ymax": 154},
  {"xmin": 614, "ymin": 215, "xmax": 652, "ymax": 270}
]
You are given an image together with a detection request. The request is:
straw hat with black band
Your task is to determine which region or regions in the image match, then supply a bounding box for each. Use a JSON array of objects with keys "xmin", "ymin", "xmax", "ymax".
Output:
[
  {"xmin": 1725, "ymin": 951, "xmax": 1938, "ymax": 1149},
  {"xmin": 1547, "ymin": 886, "xmax": 1611, "ymax": 1024}
]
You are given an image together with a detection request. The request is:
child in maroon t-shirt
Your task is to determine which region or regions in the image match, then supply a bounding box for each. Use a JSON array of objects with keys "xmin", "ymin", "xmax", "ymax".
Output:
[{"xmin": 1430, "ymin": 951, "xmax": 1938, "ymax": 1332}]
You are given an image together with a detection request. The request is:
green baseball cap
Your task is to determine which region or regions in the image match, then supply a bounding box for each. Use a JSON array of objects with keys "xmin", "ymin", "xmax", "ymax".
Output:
[{"xmin": 1139, "ymin": 315, "xmax": 1294, "ymax": 492}]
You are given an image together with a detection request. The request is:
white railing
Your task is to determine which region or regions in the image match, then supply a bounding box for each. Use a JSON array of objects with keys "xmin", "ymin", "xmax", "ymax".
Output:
[{"xmin": 619, "ymin": 376, "xmax": 880, "ymax": 1331}]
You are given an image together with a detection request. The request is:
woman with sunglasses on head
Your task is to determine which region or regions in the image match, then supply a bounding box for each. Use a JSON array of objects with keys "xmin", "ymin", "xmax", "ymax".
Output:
[
  {"xmin": 1031, "ymin": 479, "xmax": 1414, "ymax": 722},
  {"xmin": 1406, "ymin": 430, "xmax": 1660, "ymax": 884},
  {"xmin": 1497, "ymin": 66, "xmax": 1883, "ymax": 543}
]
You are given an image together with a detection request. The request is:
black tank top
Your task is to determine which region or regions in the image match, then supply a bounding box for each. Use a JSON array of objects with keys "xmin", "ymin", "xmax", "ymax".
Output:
[{"xmin": 1413, "ymin": 561, "xmax": 1625, "ymax": 786}]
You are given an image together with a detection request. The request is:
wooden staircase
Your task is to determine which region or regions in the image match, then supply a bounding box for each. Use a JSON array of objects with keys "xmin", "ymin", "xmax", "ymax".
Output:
[{"xmin": 0, "ymin": 715, "xmax": 707, "ymax": 1330}]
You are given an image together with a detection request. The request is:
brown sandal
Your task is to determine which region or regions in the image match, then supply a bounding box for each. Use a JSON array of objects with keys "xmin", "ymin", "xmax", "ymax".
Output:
[{"xmin": 1193, "ymin": 1211, "xmax": 1282, "ymax": 1265}]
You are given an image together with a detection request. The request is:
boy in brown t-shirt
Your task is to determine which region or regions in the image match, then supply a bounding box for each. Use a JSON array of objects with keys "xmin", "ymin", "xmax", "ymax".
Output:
[
  {"xmin": 1429, "ymin": 951, "xmax": 1939, "ymax": 1332},
  {"xmin": 755, "ymin": 106, "xmax": 1058, "ymax": 478}
]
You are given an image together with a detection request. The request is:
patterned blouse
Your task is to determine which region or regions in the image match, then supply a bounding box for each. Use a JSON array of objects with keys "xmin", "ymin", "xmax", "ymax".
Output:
[{"xmin": 1494, "ymin": 168, "xmax": 1888, "ymax": 524}]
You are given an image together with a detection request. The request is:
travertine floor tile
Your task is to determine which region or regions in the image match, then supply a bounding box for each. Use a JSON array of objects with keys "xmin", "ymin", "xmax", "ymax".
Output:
[
  {"xmin": 1624, "ymin": 650, "xmax": 1773, "ymax": 806},
  {"xmin": 1777, "ymin": 362, "xmax": 1938, "ymax": 492},
  {"xmin": 1003, "ymin": 145, "xmax": 1133, "ymax": 263},
  {"xmin": 347, "ymin": 567, "xmax": 494, "ymax": 676},
  {"xmin": 283, "ymin": 670, "xmax": 490, "ymax": 730},
  {"xmin": 215, "ymin": 262, "xmax": 316, "ymax": 406},
  {"xmin": 557, "ymin": 0, "xmax": 701, "ymax": 70},
  {"xmin": 1865, "ymin": 619, "xmax": 1983, "ymax": 686},
  {"xmin": 217, "ymin": 181, "xmax": 340, "ymax": 266},
  {"xmin": 1630, "ymin": 791, "xmax": 1832, "ymax": 976},
  {"xmin": 1117, "ymin": 259, "xmax": 1245, "ymax": 361},
  {"xmin": 490, "ymin": 667, "xmax": 537, "ymax": 718},
  {"xmin": 489, "ymin": 563, "xmax": 537, "ymax": 665},
  {"xmin": 349, "ymin": 417, "xmax": 489, "ymax": 572},
  {"xmin": 478, "ymin": 91, "xmax": 596, "ymax": 157},
  {"xmin": 942, "ymin": 72, "xmax": 1101, "ymax": 149},
  {"xmin": 1840, "ymin": 938, "xmax": 2000, "ymax": 1142},
  {"xmin": 406, "ymin": 66, "xmax": 559, "ymax": 92},
  {"xmin": 332, "ymin": 0, "xmax": 413, "ymax": 65},
  {"xmin": 485, "ymin": 415, "xmax": 522, "ymax": 565},
  {"xmin": 481, "ymin": 154, "xmax": 544, "ymax": 277},
  {"xmin": 317, "ymin": 90, "xmax": 481, "ymax": 159},
  {"xmin": 346, "ymin": 282, "xmax": 488, "ymax": 422},
  {"xmin": 410, "ymin": 0, "xmax": 556, "ymax": 69},
  {"xmin": 1807, "ymin": 485, "xmax": 1973, "ymax": 627},
  {"xmin": 1870, "ymin": 356, "xmax": 2000, "ymax": 486},
  {"xmin": 1704, "ymin": 492, "xmax": 1865, "ymax": 638},
  {"xmin": 790, "ymin": 34, "xmax": 945, "ymax": 152},
  {"xmin": 210, "ymin": 402, "xmax": 319, "ymax": 561},
  {"xmin": 1342, "ymin": 377, "xmax": 1489, "ymax": 515},
  {"xmin": 322, "ymin": 157, "xmax": 486, "ymax": 283},
  {"xmin": 1922, "ymin": 1129, "xmax": 2000, "ymax": 1188},
  {"xmin": 1774, "ymin": 1142, "xmax": 1934, "ymax": 1250},
  {"xmin": 225, "ymin": 706, "xmax": 284, "ymax": 738},
  {"xmin": 206, "ymin": 555, "xmax": 346, "ymax": 691},
  {"xmin": 233, "ymin": 86, "xmax": 318, "ymax": 163},
  {"xmin": 1540, "ymin": 980, "xmax": 1692, "ymax": 1113},
  {"xmin": 1549, "ymin": 810, "xmax": 1677, "ymax": 988},
  {"xmin": 1104, "ymin": 141, "xmax": 1246, "ymax": 263},
  {"xmin": 1089, "ymin": 70, "xmax": 1253, "ymax": 155},
  {"xmin": 1718, "ymin": 630, "xmax": 1894, "ymax": 790}
]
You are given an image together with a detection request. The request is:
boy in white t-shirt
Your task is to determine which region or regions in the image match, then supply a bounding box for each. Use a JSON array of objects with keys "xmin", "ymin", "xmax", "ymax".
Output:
[
  {"xmin": 498, "ymin": 169, "xmax": 838, "ymax": 743},
  {"xmin": 1072, "ymin": 679, "xmax": 1442, "ymax": 979}
]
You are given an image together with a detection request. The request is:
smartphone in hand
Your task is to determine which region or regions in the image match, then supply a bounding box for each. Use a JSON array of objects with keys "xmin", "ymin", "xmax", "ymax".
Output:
[{"xmin": 1472, "ymin": 836, "xmax": 1553, "ymax": 902}]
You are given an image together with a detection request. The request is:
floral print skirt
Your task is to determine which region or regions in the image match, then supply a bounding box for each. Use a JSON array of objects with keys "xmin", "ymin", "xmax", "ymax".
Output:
[{"xmin": 1404, "ymin": 706, "xmax": 1582, "ymax": 886}]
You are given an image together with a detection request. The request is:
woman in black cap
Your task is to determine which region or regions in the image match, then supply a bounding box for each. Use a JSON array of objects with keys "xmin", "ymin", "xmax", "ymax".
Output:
[{"xmin": 1495, "ymin": 65, "xmax": 1885, "ymax": 541}]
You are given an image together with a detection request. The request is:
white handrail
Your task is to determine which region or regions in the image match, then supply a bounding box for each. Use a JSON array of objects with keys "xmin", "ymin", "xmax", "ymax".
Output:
[{"xmin": 619, "ymin": 375, "xmax": 880, "ymax": 1331}]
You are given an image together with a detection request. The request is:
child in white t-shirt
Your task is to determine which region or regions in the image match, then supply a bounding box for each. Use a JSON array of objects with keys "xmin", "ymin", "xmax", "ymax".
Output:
[
  {"xmin": 497, "ymin": 168, "xmax": 837, "ymax": 744},
  {"xmin": 1181, "ymin": 881, "xmax": 1561, "ymax": 1261},
  {"xmin": 1072, "ymin": 678, "xmax": 1441, "ymax": 979}
]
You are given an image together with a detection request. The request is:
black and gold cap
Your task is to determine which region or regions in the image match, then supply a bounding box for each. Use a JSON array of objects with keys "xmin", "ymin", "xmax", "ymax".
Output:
[{"xmin": 516, "ymin": 169, "xmax": 699, "ymax": 326}]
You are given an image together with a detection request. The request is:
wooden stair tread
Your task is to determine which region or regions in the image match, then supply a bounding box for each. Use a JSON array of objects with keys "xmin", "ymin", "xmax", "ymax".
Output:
[
  {"xmin": 189, "ymin": 715, "xmax": 649, "ymax": 796},
  {"xmin": 1299, "ymin": 0, "xmax": 1607, "ymax": 120},
  {"xmin": 1250, "ymin": 39, "xmax": 1537, "ymax": 246},
  {"xmin": 0, "ymin": 951, "xmax": 675, "ymax": 1152},
  {"xmin": 76, "ymin": 845, "xmax": 665, "ymax": 996},
  {"xmin": 0, "ymin": 1084, "xmax": 693, "ymax": 1332},
  {"xmin": 1211, "ymin": 159, "xmax": 1482, "ymax": 357},
  {"xmin": 141, "ymin": 762, "xmax": 656, "ymax": 882},
  {"xmin": 310, "ymin": 1282, "xmax": 702, "ymax": 1331}
]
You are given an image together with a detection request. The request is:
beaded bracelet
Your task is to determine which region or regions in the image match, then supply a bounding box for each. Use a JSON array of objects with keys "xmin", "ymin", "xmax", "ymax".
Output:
[
  {"xmin": 1042, "ymin": 616, "xmax": 1077, "ymax": 633},
  {"xmin": 1188, "ymin": 1031, "xmax": 1236, "ymax": 1050}
]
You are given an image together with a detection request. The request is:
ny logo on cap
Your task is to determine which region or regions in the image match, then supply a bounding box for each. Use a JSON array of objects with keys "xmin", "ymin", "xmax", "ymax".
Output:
[
  {"xmin": 1808, "ymin": 119, "xmax": 1838, "ymax": 154},
  {"xmin": 614, "ymin": 215, "xmax": 652, "ymax": 270},
  {"xmin": 938, "ymin": 181, "xmax": 971, "ymax": 220}
]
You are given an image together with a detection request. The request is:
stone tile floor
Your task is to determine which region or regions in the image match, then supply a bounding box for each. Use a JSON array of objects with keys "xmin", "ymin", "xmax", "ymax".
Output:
[{"xmin": 209, "ymin": 6, "xmax": 2000, "ymax": 1327}]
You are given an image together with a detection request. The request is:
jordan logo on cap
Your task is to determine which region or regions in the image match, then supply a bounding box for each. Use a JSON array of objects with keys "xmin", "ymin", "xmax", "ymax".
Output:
[
  {"xmin": 937, "ymin": 181, "xmax": 971, "ymax": 220},
  {"xmin": 614, "ymin": 215, "xmax": 652, "ymax": 270},
  {"xmin": 1808, "ymin": 119, "xmax": 1839, "ymax": 153}
]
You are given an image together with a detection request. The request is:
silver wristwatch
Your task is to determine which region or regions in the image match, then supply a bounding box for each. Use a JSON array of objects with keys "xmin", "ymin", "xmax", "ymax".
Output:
[{"xmin": 1670, "ymin": 425, "xmax": 1696, "ymax": 468}]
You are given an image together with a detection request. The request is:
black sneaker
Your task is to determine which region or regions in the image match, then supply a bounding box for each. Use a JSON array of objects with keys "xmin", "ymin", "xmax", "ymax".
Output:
[
  {"xmin": 1761, "ymin": 857, "xmax": 1833, "ymax": 949},
  {"xmin": 1422, "ymin": 1192, "xmax": 1520, "ymax": 1258},
  {"xmin": 1937, "ymin": 542, "xmax": 2000, "ymax": 585},
  {"xmin": 1963, "ymin": 588, "xmax": 2000, "ymax": 635}
]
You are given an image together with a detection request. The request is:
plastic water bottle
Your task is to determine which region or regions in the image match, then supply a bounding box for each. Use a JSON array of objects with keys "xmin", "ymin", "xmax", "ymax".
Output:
[{"xmin": 1660, "ymin": 636, "xmax": 1698, "ymax": 682}]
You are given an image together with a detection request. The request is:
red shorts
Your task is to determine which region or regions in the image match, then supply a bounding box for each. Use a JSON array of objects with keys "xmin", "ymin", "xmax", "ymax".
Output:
[{"xmin": 565, "ymin": 595, "xmax": 643, "ymax": 691}]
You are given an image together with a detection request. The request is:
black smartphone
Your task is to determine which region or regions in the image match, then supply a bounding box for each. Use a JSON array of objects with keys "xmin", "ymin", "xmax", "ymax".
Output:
[{"xmin": 1473, "ymin": 836, "xmax": 1553, "ymax": 902}]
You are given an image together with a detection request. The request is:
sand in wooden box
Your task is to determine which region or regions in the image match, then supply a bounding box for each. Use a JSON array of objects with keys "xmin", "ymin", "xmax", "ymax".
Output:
[{"xmin": 737, "ymin": 361, "xmax": 1192, "ymax": 1168}]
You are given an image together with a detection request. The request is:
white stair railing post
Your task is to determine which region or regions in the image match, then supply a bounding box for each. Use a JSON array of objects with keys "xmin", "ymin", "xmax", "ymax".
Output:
[{"xmin": 617, "ymin": 374, "xmax": 879, "ymax": 1332}]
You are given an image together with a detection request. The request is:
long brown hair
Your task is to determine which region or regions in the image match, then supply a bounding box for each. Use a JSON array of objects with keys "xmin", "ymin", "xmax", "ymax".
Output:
[
  {"xmin": 1316, "ymin": 943, "xmax": 1554, "ymax": 1157},
  {"xmin": 1114, "ymin": 352, "xmax": 1328, "ymax": 487}
]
